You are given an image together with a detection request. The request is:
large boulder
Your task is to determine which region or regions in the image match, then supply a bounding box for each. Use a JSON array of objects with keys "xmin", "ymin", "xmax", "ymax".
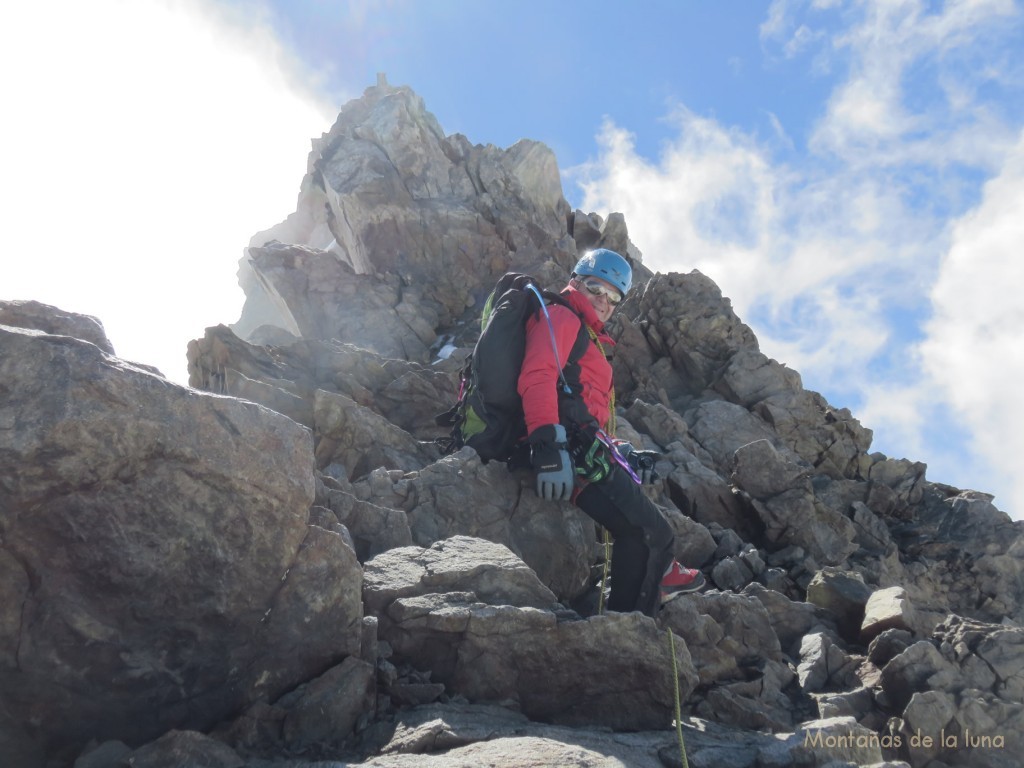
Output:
[
  {"xmin": 363, "ymin": 537, "xmax": 697, "ymax": 731},
  {"xmin": 237, "ymin": 243, "xmax": 442, "ymax": 362},
  {"xmin": 362, "ymin": 536, "xmax": 559, "ymax": 618},
  {"xmin": 234, "ymin": 79, "xmax": 600, "ymax": 343},
  {"xmin": 899, "ymin": 489, "xmax": 1024, "ymax": 628},
  {"xmin": 0, "ymin": 299, "xmax": 115, "ymax": 355},
  {"xmin": 313, "ymin": 389, "xmax": 439, "ymax": 479},
  {"xmin": 354, "ymin": 450, "xmax": 597, "ymax": 602},
  {"xmin": 660, "ymin": 590, "xmax": 794, "ymax": 730},
  {"xmin": 627, "ymin": 272, "xmax": 759, "ymax": 399},
  {"xmin": 187, "ymin": 324, "xmax": 459, "ymax": 445},
  {"xmin": 884, "ymin": 617, "xmax": 1024, "ymax": 768},
  {"xmin": 0, "ymin": 321, "xmax": 363, "ymax": 765},
  {"xmin": 806, "ymin": 567, "xmax": 874, "ymax": 641},
  {"xmin": 751, "ymin": 486, "xmax": 859, "ymax": 567}
]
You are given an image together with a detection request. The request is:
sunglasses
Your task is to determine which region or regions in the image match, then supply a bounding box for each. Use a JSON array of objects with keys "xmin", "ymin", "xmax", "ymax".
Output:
[{"xmin": 579, "ymin": 278, "xmax": 623, "ymax": 305}]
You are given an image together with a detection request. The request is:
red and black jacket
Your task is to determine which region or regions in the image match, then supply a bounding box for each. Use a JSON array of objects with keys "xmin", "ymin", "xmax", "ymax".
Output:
[{"xmin": 518, "ymin": 285, "xmax": 615, "ymax": 438}]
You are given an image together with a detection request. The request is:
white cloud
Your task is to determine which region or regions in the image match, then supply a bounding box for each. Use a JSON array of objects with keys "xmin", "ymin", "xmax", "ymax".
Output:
[
  {"xmin": 785, "ymin": 25, "xmax": 826, "ymax": 58},
  {"xmin": 0, "ymin": 0, "xmax": 334, "ymax": 384},
  {"xmin": 813, "ymin": 0, "xmax": 1018, "ymax": 164},
  {"xmin": 571, "ymin": 112, "xmax": 912, "ymax": 403},
  {"xmin": 574, "ymin": 110, "xmax": 780, "ymax": 316},
  {"xmin": 918, "ymin": 133, "xmax": 1024, "ymax": 515},
  {"xmin": 572, "ymin": 0, "xmax": 1024, "ymax": 518},
  {"xmin": 760, "ymin": 0, "xmax": 799, "ymax": 45}
]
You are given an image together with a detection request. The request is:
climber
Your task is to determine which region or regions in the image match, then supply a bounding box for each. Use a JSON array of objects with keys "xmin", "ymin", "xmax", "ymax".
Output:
[{"xmin": 518, "ymin": 248, "xmax": 705, "ymax": 617}]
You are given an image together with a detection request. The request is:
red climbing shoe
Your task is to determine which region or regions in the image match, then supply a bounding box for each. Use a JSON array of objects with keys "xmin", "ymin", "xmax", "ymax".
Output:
[{"xmin": 660, "ymin": 560, "xmax": 706, "ymax": 604}]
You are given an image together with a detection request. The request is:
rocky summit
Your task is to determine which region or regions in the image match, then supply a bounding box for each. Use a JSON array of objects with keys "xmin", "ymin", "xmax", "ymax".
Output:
[{"xmin": 2, "ymin": 78, "xmax": 1022, "ymax": 768}]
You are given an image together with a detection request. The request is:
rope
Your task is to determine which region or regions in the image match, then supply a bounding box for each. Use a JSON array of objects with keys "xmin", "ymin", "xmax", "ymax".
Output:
[
  {"xmin": 668, "ymin": 629, "xmax": 690, "ymax": 768},
  {"xmin": 588, "ymin": 308, "xmax": 687, "ymax": 768},
  {"xmin": 587, "ymin": 307, "xmax": 688, "ymax": 768},
  {"xmin": 597, "ymin": 528, "xmax": 611, "ymax": 614},
  {"xmin": 590, "ymin": 326, "xmax": 615, "ymax": 617}
]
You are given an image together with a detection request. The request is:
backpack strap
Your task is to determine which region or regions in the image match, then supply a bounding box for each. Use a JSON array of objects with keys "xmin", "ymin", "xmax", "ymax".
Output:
[
  {"xmin": 585, "ymin": 326, "xmax": 615, "ymax": 435},
  {"xmin": 530, "ymin": 295, "xmax": 596, "ymax": 434}
]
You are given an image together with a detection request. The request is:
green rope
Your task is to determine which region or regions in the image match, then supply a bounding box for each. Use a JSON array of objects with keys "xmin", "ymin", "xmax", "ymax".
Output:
[
  {"xmin": 597, "ymin": 528, "xmax": 611, "ymax": 614},
  {"xmin": 668, "ymin": 629, "xmax": 690, "ymax": 768},
  {"xmin": 589, "ymin": 325, "xmax": 615, "ymax": 618}
]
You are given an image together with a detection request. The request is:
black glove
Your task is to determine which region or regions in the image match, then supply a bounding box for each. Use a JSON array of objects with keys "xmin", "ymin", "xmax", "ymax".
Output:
[
  {"xmin": 528, "ymin": 424, "xmax": 574, "ymax": 500},
  {"xmin": 616, "ymin": 441, "xmax": 661, "ymax": 485}
]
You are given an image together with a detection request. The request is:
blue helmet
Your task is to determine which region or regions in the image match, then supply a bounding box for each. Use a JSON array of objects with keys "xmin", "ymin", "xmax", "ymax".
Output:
[{"xmin": 572, "ymin": 248, "xmax": 632, "ymax": 297}]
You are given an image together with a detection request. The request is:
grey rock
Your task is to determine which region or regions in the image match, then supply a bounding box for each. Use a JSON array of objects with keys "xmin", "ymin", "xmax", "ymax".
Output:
[
  {"xmin": 879, "ymin": 620, "xmax": 1024, "ymax": 768},
  {"xmin": 208, "ymin": 700, "xmax": 287, "ymax": 758},
  {"xmin": 1, "ymin": 299, "xmax": 115, "ymax": 355},
  {"xmin": 282, "ymin": 656, "xmax": 376, "ymax": 750},
  {"xmin": 900, "ymin": 690, "xmax": 957, "ymax": 764},
  {"xmin": 118, "ymin": 730, "xmax": 244, "ymax": 768},
  {"xmin": 934, "ymin": 615, "xmax": 1024, "ymax": 701},
  {"xmin": 868, "ymin": 457, "xmax": 927, "ymax": 507},
  {"xmin": 712, "ymin": 526, "xmax": 747, "ymax": 559},
  {"xmin": 731, "ymin": 438, "xmax": 809, "ymax": 500},
  {"xmin": 697, "ymin": 659, "xmax": 797, "ymax": 731},
  {"xmin": 242, "ymin": 244, "xmax": 439, "ymax": 362},
  {"xmin": 880, "ymin": 641, "xmax": 960, "ymax": 711},
  {"xmin": 797, "ymin": 633, "xmax": 856, "ymax": 693},
  {"xmin": 752, "ymin": 487, "xmax": 859, "ymax": 566},
  {"xmin": 324, "ymin": 488, "xmax": 414, "ymax": 562},
  {"xmin": 712, "ymin": 348, "xmax": 803, "ymax": 410},
  {"xmin": 380, "ymin": 594, "xmax": 697, "ymax": 731},
  {"xmin": 772, "ymin": 717, "xmax": 885, "ymax": 767},
  {"xmin": 0, "ymin": 324, "xmax": 363, "ymax": 763},
  {"xmin": 364, "ymin": 734, "xmax": 657, "ymax": 767},
  {"xmin": 363, "ymin": 536, "xmax": 559, "ymax": 616},
  {"xmin": 362, "ymin": 450, "xmax": 596, "ymax": 603},
  {"xmin": 633, "ymin": 272, "xmax": 759, "ymax": 398},
  {"xmin": 666, "ymin": 460, "xmax": 755, "ymax": 541},
  {"xmin": 739, "ymin": 546, "xmax": 766, "ymax": 577},
  {"xmin": 362, "ymin": 701, "xmax": 781, "ymax": 767},
  {"xmin": 850, "ymin": 501, "xmax": 898, "ymax": 556},
  {"xmin": 387, "ymin": 680, "xmax": 446, "ymax": 707},
  {"xmin": 862, "ymin": 586, "xmax": 921, "ymax": 642},
  {"xmin": 223, "ymin": 366, "xmax": 314, "ymax": 427},
  {"xmin": 72, "ymin": 740, "xmax": 132, "ymax": 768},
  {"xmin": 188, "ymin": 324, "xmax": 458, "ymax": 443},
  {"xmin": 365, "ymin": 538, "xmax": 681, "ymax": 732},
  {"xmin": 755, "ymin": 393, "xmax": 873, "ymax": 482},
  {"xmin": 313, "ymin": 388, "xmax": 438, "ymax": 478},
  {"xmin": 743, "ymin": 582, "xmax": 829, "ymax": 658},
  {"xmin": 807, "ymin": 568, "xmax": 874, "ymax": 641},
  {"xmin": 712, "ymin": 556, "xmax": 755, "ymax": 591},
  {"xmin": 659, "ymin": 597, "xmax": 737, "ymax": 688},
  {"xmin": 687, "ymin": 400, "xmax": 779, "ymax": 472},
  {"xmin": 661, "ymin": 590, "xmax": 783, "ymax": 692},
  {"xmin": 756, "ymin": 566, "xmax": 797, "ymax": 597},
  {"xmin": 813, "ymin": 687, "xmax": 875, "ymax": 720},
  {"xmin": 236, "ymin": 83, "xmax": 593, "ymax": 345},
  {"xmin": 868, "ymin": 628, "xmax": 915, "ymax": 667}
]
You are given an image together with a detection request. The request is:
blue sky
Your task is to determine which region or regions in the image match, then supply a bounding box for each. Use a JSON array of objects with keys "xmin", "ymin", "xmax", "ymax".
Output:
[{"xmin": 3, "ymin": 0, "xmax": 1023, "ymax": 518}]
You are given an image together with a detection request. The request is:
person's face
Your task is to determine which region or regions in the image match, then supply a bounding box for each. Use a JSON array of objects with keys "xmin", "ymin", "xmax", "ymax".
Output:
[{"xmin": 573, "ymin": 276, "xmax": 622, "ymax": 323}]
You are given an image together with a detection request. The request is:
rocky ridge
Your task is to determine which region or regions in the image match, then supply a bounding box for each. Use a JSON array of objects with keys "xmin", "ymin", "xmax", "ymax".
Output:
[{"xmin": 2, "ymin": 79, "xmax": 1022, "ymax": 768}]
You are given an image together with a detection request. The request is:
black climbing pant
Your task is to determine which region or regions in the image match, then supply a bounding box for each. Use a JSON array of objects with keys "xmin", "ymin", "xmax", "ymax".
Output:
[{"xmin": 574, "ymin": 464, "xmax": 676, "ymax": 617}]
